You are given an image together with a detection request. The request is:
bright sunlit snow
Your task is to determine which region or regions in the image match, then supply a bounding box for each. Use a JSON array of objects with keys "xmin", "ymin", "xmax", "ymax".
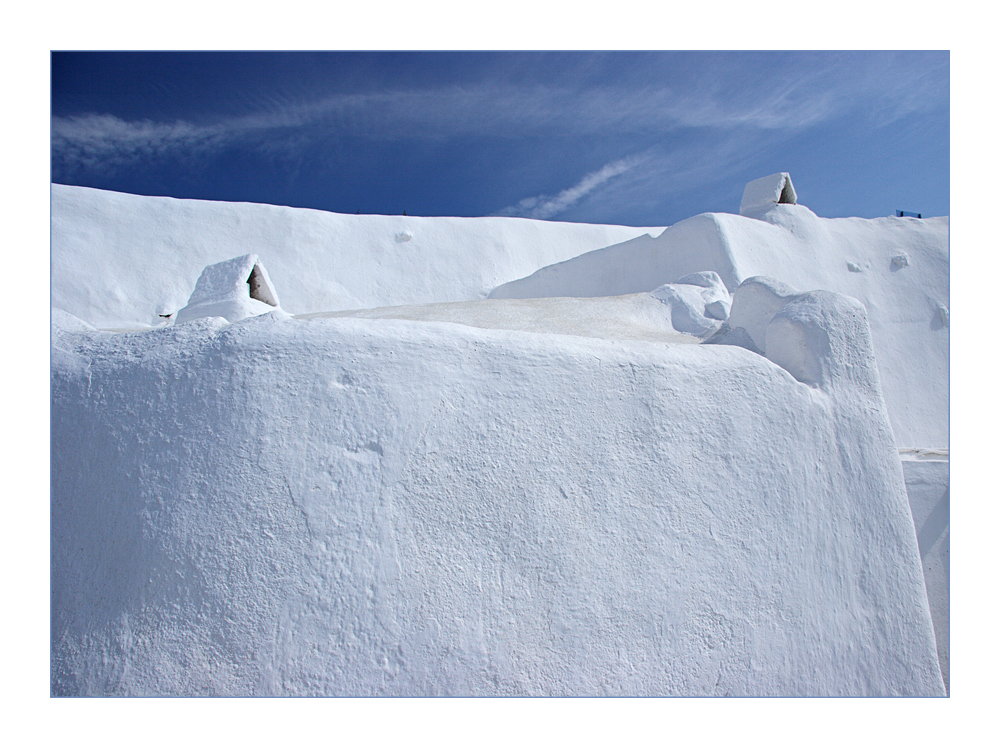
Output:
[{"xmin": 50, "ymin": 174, "xmax": 948, "ymax": 696}]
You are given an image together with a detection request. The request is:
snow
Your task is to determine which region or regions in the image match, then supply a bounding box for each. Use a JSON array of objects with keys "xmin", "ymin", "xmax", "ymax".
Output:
[
  {"xmin": 715, "ymin": 277, "xmax": 889, "ymax": 391},
  {"xmin": 303, "ymin": 294, "xmax": 705, "ymax": 343},
  {"xmin": 51, "ymin": 305, "xmax": 942, "ymax": 696},
  {"xmin": 649, "ymin": 271, "xmax": 731, "ymax": 337},
  {"xmin": 718, "ymin": 276, "xmax": 799, "ymax": 355},
  {"xmin": 175, "ymin": 254, "xmax": 281, "ymax": 324},
  {"xmin": 49, "ymin": 175, "xmax": 948, "ymax": 696},
  {"xmin": 901, "ymin": 458, "xmax": 950, "ymax": 693},
  {"xmin": 491, "ymin": 214, "xmax": 739, "ymax": 298},
  {"xmin": 308, "ymin": 272, "xmax": 730, "ymax": 344},
  {"xmin": 739, "ymin": 172, "xmax": 798, "ymax": 216},
  {"xmin": 51, "ymin": 183, "xmax": 661, "ymax": 330},
  {"xmin": 490, "ymin": 200, "xmax": 949, "ymax": 450}
]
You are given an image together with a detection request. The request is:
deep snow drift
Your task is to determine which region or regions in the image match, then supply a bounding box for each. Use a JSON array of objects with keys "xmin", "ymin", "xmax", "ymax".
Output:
[
  {"xmin": 491, "ymin": 187, "xmax": 949, "ymax": 451},
  {"xmin": 50, "ymin": 177, "xmax": 948, "ymax": 696},
  {"xmin": 50, "ymin": 184, "xmax": 660, "ymax": 329}
]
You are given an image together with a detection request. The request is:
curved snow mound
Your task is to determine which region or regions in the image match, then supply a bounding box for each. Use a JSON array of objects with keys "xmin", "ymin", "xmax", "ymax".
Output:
[
  {"xmin": 724, "ymin": 276, "xmax": 800, "ymax": 355},
  {"xmin": 175, "ymin": 254, "xmax": 282, "ymax": 324},
  {"xmin": 766, "ymin": 290, "xmax": 877, "ymax": 392},
  {"xmin": 714, "ymin": 277, "xmax": 883, "ymax": 395},
  {"xmin": 740, "ymin": 172, "xmax": 797, "ymax": 216},
  {"xmin": 649, "ymin": 270, "xmax": 731, "ymax": 338}
]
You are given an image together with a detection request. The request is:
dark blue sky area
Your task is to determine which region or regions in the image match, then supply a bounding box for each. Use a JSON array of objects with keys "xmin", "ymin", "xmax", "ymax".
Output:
[{"xmin": 51, "ymin": 51, "xmax": 949, "ymax": 226}]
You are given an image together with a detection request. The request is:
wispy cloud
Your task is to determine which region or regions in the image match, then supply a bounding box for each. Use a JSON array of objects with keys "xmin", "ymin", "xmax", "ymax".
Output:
[
  {"xmin": 50, "ymin": 81, "xmax": 846, "ymax": 161},
  {"xmin": 52, "ymin": 115, "xmax": 229, "ymax": 172},
  {"xmin": 51, "ymin": 52, "xmax": 948, "ymax": 180},
  {"xmin": 495, "ymin": 156, "xmax": 646, "ymax": 219},
  {"xmin": 48, "ymin": 82, "xmax": 831, "ymax": 178}
]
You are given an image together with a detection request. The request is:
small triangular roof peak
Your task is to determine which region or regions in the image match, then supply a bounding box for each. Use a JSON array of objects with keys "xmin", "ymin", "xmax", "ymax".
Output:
[
  {"xmin": 739, "ymin": 173, "xmax": 797, "ymax": 216},
  {"xmin": 176, "ymin": 254, "xmax": 281, "ymax": 324}
]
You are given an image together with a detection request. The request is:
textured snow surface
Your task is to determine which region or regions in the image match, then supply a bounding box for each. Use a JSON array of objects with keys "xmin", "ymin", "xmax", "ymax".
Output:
[
  {"xmin": 49, "ymin": 178, "xmax": 949, "ymax": 697},
  {"xmin": 902, "ymin": 459, "xmax": 950, "ymax": 693},
  {"xmin": 51, "ymin": 303, "xmax": 943, "ymax": 696},
  {"xmin": 723, "ymin": 276, "xmax": 799, "ymax": 355},
  {"xmin": 50, "ymin": 184, "xmax": 660, "ymax": 329},
  {"xmin": 491, "ymin": 203, "xmax": 949, "ymax": 449},
  {"xmin": 491, "ymin": 214, "xmax": 736, "ymax": 298}
]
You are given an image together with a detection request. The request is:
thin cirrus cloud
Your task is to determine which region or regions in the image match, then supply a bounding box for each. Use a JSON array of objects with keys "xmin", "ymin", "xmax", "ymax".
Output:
[
  {"xmin": 50, "ymin": 62, "xmax": 943, "ymax": 175},
  {"xmin": 49, "ymin": 85, "xmax": 722, "ymax": 171}
]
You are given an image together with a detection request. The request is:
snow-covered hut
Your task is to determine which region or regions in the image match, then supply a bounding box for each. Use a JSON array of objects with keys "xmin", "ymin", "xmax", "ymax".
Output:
[
  {"xmin": 175, "ymin": 254, "xmax": 281, "ymax": 324},
  {"xmin": 739, "ymin": 172, "xmax": 798, "ymax": 216}
]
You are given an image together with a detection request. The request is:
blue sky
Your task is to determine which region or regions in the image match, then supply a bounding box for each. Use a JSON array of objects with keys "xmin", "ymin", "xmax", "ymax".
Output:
[{"xmin": 51, "ymin": 51, "xmax": 949, "ymax": 226}]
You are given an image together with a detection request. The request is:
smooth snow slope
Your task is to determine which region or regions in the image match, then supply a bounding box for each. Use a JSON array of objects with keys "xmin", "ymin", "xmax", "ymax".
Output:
[
  {"xmin": 301, "ymin": 294, "xmax": 705, "ymax": 343},
  {"xmin": 51, "ymin": 305, "xmax": 943, "ymax": 696},
  {"xmin": 492, "ymin": 202, "xmax": 949, "ymax": 450},
  {"xmin": 50, "ymin": 184, "xmax": 661, "ymax": 329}
]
